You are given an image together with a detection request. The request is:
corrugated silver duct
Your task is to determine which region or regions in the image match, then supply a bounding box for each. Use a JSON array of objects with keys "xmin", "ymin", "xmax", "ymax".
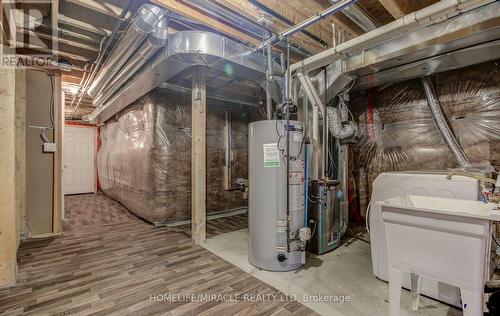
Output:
[
  {"xmin": 87, "ymin": 4, "xmax": 165, "ymax": 98},
  {"xmin": 327, "ymin": 106, "xmax": 356, "ymax": 139},
  {"xmin": 421, "ymin": 76, "xmax": 471, "ymax": 167},
  {"xmin": 94, "ymin": 16, "xmax": 169, "ymax": 107}
]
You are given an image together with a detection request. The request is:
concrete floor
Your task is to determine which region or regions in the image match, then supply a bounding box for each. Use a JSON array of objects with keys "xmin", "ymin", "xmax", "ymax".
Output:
[{"xmin": 202, "ymin": 229, "xmax": 463, "ymax": 316}]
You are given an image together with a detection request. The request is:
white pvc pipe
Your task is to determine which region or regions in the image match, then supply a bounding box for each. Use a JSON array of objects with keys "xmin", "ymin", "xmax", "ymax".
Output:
[{"xmin": 290, "ymin": 0, "xmax": 494, "ymax": 73}]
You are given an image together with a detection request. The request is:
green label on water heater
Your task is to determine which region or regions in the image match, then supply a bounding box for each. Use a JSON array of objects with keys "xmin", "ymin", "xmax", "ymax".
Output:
[{"xmin": 263, "ymin": 143, "xmax": 280, "ymax": 168}]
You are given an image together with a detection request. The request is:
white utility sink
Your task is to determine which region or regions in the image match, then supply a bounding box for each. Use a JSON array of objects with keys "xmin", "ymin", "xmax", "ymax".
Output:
[
  {"xmin": 381, "ymin": 195, "xmax": 500, "ymax": 220},
  {"xmin": 377, "ymin": 195, "xmax": 500, "ymax": 316}
]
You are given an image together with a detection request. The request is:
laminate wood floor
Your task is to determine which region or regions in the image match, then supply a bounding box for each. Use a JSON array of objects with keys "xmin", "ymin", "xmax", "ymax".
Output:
[{"xmin": 0, "ymin": 194, "xmax": 317, "ymax": 316}]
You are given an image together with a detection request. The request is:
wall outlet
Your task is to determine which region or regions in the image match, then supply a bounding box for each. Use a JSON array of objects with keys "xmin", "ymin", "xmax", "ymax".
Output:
[{"xmin": 43, "ymin": 142, "xmax": 57, "ymax": 153}]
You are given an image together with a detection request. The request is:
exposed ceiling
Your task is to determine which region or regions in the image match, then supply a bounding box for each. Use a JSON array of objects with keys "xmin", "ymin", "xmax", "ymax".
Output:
[{"xmin": 14, "ymin": 0, "xmax": 440, "ymax": 120}]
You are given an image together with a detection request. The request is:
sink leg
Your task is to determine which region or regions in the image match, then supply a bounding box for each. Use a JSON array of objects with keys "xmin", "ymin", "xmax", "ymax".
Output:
[
  {"xmin": 389, "ymin": 267, "xmax": 402, "ymax": 316},
  {"xmin": 460, "ymin": 289, "xmax": 483, "ymax": 316},
  {"xmin": 410, "ymin": 273, "xmax": 422, "ymax": 310}
]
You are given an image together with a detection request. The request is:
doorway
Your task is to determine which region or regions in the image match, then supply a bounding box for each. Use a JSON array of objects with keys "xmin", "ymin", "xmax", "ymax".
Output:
[{"xmin": 63, "ymin": 125, "xmax": 96, "ymax": 196}]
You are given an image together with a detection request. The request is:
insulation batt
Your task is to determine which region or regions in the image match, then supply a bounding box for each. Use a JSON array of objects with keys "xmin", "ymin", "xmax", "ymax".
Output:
[
  {"xmin": 98, "ymin": 89, "xmax": 256, "ymax": 224},
  {"xmin": 349, "ymin": 60, "xmax": 500, "ymax": 217}
]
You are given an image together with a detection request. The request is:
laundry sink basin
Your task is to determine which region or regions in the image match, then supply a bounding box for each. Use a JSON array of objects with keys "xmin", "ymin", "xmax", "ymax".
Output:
[
  {"xmin": 377, "ymin": 195, "xmax": 500, "ymax": 316},
  {"xmin": 379, "ymin": 195, "xmax": 500, "ymax": 220}
]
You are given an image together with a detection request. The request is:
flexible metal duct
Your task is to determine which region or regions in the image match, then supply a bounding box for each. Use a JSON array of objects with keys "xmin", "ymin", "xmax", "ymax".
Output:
[
  {"xmin": 327, "ymin": 106, "xmax": 356, "ymax": 139},
  {"xmin": 87, "ymin": 4, "xmax": 165, "ymax": 98},
  {"xmin": 94, "ymin": 16, "xmax": 169, "ymax": 107},
  {"xmin": 421, "ymin": 76, "xmax": 470, "ymax": 167}
]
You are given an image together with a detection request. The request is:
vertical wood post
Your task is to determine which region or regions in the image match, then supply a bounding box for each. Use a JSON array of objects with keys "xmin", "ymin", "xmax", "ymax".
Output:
[
  {"xmin": 0, "ymin": 45, "xmax": 17, "ymax": 287},
  {"xmin": 53, "ymin": 73, "xmax": 63, "ymax": 234},
  {"xmin": 191, "ymin": 66, "xmax": 207, "ymax": 244},
  {"xmin": 15, "ymin": 69, "xmax": 26, "ymax": 242}
]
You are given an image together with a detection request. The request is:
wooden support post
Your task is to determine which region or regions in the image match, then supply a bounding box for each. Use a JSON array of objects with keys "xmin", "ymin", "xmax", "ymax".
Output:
[
  {"xmin": 53, "ymin": 74, "xmax": 63, "ymax": 234},
  {"xmin": 0, "ymin": 45, "xmax": 17, "ymax": 287},
  {"xmin": 223, "ymin": 110, "xmax": 231, "ymax": 191},
  {"xmin": 15, "ymin": 69, "xmax": 27, "ymax": 242},
  {"xmin": 51, "ymin": 0, "xmax": 63, "ymax": 235},
  {"xmin": 191, "ymin": 66, "xmax": 207, "ymax": 244}
]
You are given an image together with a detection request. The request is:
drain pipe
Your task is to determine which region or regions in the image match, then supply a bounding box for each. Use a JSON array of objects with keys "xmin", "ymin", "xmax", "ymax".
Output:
[
  {"xmin": 256, "ymin": 0, "xmax": 357, "ymax": 50},
  {"xmin": 87, "ymin": 4, "xmax": 165, "ymax": 98},
  {"xmin": 93, "ymin": 16, "xmax": 169, "ymax": 108},
  {"xmin": 421, "ymin": 76, "xmax": 470, "ymax": 167}
]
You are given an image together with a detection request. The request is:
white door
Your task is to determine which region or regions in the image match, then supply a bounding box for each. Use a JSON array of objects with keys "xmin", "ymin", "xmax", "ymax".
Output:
[{"xmin": 63, "ymin": 126, "xmax": 96, "ymax": 195}]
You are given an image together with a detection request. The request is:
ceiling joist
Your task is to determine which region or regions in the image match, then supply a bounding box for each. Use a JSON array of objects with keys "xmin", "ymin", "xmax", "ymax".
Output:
[{"xmin": 377, "ymin": 0, "xmax": 405, "ymax": 18}]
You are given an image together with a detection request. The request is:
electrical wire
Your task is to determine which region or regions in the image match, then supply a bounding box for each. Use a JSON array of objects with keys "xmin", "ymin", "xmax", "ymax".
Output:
[
  {"xmin": 365, "ymin": 202, "xmax": 371, "ymax": 234},
  {"xmin": 493, "ymin": 234, "xmax": 500, "ymax": 248},
  {"xmin": 38, "ymin": 69, "xmax": 55, "ymax": 143}
]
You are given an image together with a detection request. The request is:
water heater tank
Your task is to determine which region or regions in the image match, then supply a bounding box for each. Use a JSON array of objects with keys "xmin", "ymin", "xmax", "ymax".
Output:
[{"xmin": 248, "ymin": 120, "xmax": 306, "ymax": 271}]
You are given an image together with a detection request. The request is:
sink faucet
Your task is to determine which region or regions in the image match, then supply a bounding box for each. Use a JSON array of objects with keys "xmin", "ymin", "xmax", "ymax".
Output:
[{"xmin": 446, "ymin": 171, "xmax": 496, "ymax": 185}]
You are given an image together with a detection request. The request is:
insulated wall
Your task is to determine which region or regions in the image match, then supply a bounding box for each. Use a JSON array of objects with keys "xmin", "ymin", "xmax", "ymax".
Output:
[
  {"xmin": 349, "ymin": 60, "xmax": 500, "ymax": 218},
  {"xmin": 98, "ymin": 88, "xmax": 255, "ymax": 224}
]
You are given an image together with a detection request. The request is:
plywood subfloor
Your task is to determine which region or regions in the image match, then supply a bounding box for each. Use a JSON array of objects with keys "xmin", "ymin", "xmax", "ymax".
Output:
[{"xmin": 0, "ymin": 194, "xmax": 317, "ymax": 316}]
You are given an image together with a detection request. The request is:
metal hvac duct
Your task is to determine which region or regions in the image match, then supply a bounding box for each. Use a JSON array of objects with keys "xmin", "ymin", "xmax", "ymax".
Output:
[
  {"xmin": 94, "ymin": 17, "xmax": 169, "ymax": 108},
  {"xmin": 88, "ymin": 31, "xmax": 283, "ymax": 124},
  {"xmin": 290, "ymin": 0, "xmax": 495, "ymax": 73},
  {"xmin": 421, "ymin": 76, "xmax": 471, "ymax": 167},
  {"xmin": 86, "ymin": 4, "xmax": 165, "ymax": 98}
]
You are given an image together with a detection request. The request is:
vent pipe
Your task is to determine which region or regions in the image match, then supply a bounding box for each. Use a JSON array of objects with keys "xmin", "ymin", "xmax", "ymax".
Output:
[
  {"xmin": 421, "ymin": 76, "xmax": 470, "ymax": 167},
  {"xmin": 87, "ymin": 4, "xmax": 165, "ymax": 98},
  {"xmin": 94, "ymin": 16, "xmax": 169, "ymax": 108},
  {"xmin": 256, "ymin": 0, "xmax": 357, "ymax": 50}
]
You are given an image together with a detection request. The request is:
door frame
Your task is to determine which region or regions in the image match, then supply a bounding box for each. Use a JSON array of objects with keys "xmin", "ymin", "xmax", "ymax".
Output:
[{"xmin": 63, "ymin": 122, "xmax": 98, "ymax": 195}]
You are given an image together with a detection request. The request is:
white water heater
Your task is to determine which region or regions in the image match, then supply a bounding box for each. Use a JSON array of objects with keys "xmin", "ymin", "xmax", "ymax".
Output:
[{"xmin": 248, "ymin": 120, "xmax": 306, "ymax": 271}]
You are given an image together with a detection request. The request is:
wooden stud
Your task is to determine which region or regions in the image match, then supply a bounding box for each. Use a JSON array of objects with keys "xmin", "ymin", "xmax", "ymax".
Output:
[
  {"xmin": 64, "ymin": 0, "xmax": 133, "ymax": 20},
  {"xmin": 58, "ymin": 15, "xmax": 109, "ymax": 36},
  {"xmin": 256, "ymin": 0, "xmax": 362, "ymax": 41},
  {"xmin": 0, "ymin": 44, "xmax": 17, "ymax": 287},
  {"xmin": 377, "ymin": 0, "xmax": 405, "ymax": 19},
  {"xmin": 211, "ymin": 0, "xmax": 327, "ymax": 53},
  {"xmin": 15, "ymin": 69, "xmax": 27, "ymax": 242},
  {"xmin": 191, "ymin": 66, "xmax": 207, "ymax": 244},
  {"xmin": 153, "ymin": 0, "xmax": 261, "ymax": 47},
  {"xmin": 223, "ymin": 110, "xmax": 231, "ymax": 191},
  {"xmin": 52, "ymin": 73, "xmax": 63, "ymax": 235}
]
